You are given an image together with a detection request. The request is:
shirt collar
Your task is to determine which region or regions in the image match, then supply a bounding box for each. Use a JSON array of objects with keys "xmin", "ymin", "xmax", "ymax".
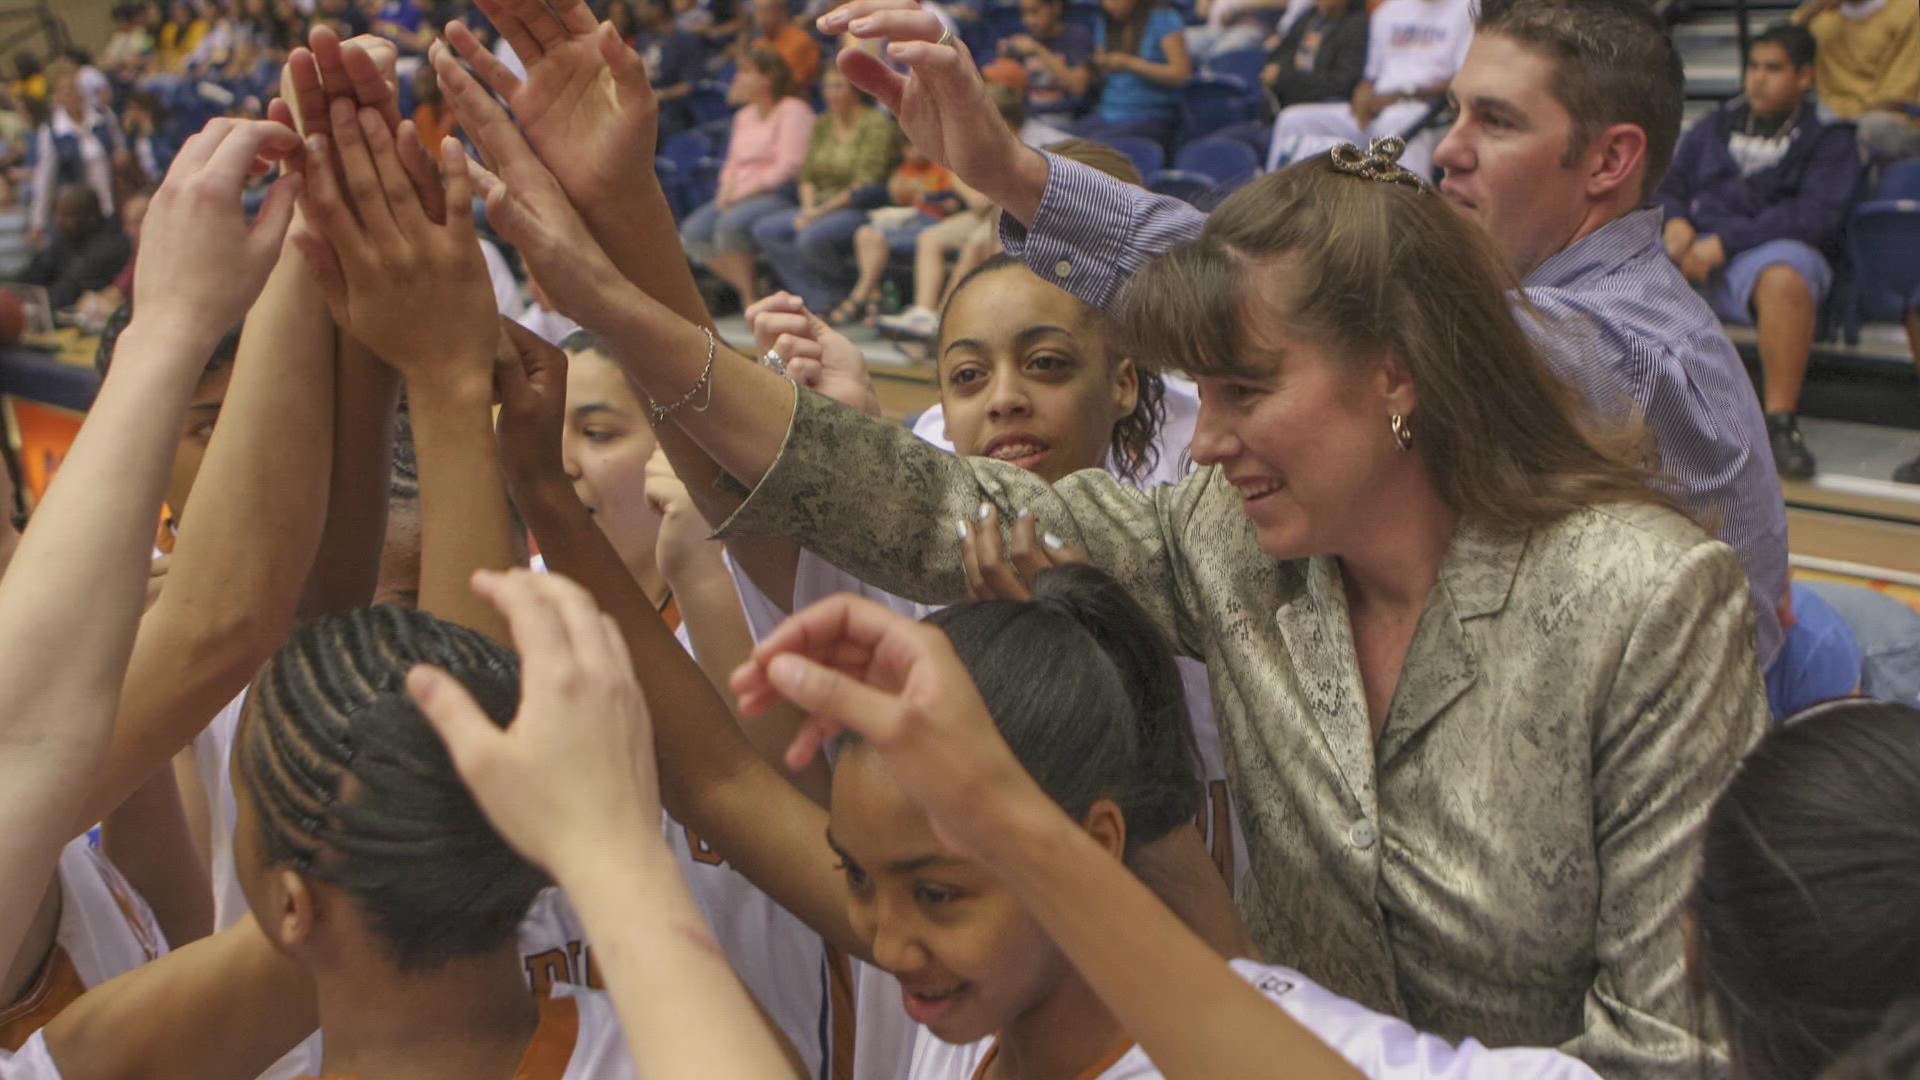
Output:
[{"xmin": 1523, "ymin": 207, "xmax": 1663, "ymax": 291}]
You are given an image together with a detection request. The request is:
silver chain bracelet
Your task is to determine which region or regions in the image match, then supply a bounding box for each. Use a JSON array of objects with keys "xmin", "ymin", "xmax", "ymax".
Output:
[{"xmin": 645, "ymin": 326, "xmax": 717, "ymax": 426}]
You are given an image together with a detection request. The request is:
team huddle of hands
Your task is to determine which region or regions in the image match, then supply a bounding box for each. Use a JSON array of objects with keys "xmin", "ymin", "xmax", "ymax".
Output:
[{"xmin": 138, "ymin": 0, "xmax": 1066, "ymax": 917}]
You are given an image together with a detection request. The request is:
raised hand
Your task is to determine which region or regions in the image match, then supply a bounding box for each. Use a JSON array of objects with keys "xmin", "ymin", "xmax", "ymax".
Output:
[
  {"xmin": 134, "ymin": 119, "xmax": 303, "ymax": 349},
  {"xmin": 299, "ymin": 99, "xmax": 495, "ymax": 389},
  {"xmin": 729, "ymin": 593, "xmax": 1043, "ymax": 859},
  {"xmin": 493, "ymin": 318, "xmax": 572, "ymax": 492},
  {"xmin": 429, "ymin": 38, "xmax": 630, "ymax": 330},
  {"xmin": 410, "ymin": 568, "xmax": 658, "ymax": 876},
  {"xmin": 281, "ymin": 26, "xmax": 444, "ymax": 222},
  {"xmin": 442, "ymin": 0, "xmax": 659, "ymax": 211},
  {"xmin": 743, "ymin": 293, "xmax": 881, "ymax": 415},
  {"xmin": 819, "ymin": 0, "xmax": 1046, "ymax": 218}
]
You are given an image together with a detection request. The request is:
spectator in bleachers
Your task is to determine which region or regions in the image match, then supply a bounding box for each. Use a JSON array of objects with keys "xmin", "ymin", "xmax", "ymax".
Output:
[
  {"xmin": 156, "ymin": 1, "xmax": 211, "ymax": 71},
  {"xmin": 752, "ymin": 66, "xmax": 899, "ymax": 313},
  {"xmin": 120, "ymin": 92, "xmax": 173, "ymax": 187},
  {"xmin": 410, "ymin": 64, "xmax": 456, "ymax": 160},
  {"xmin": 997, "ymin": 0, "xmax": 1095, "ymax": 125},
  {"xmin": 981, "ymin": 61, "xmax": 1074, "ymax": 144},
  {"xmin": 372, "ymin": 0, "xmax": 434, "ymax": 55},
  {"xmin": 1657, "ymin": 23, "xmax": 1861, "ymax": 481},
  {"xmin": 10, "ymin": 51, "xmax": 46, "ymax": 111},
  {"xmin": 1258, "ymin": 0, "xmax": 1367, "ymax": 121},
  {"xmin": 747, "ymin": 0, "xmax": 821, "ymax": 85},
  {"xmin": 1185, "ymin": 0, "xmax": 1289, "ymax": 65},
  {"xmin": 680, "ymin": 47, "xmax": 813, "ymax": 307},
  {"xmin": 28, "ymin": 61, "xmax": 126, "ymax": 247},
  {"xmin": 0, "ymin": 174, "xmax": 32, "ymax": 280},
  {"xmin": 1073, "ymin": 0, "xmax": 1191, "ymax": 144},
  {"xmin": 1264, "ymin": 0, "xmax": 1471, "ymax": 174},
  {"xmin": 839, "ymin": 139, "xmax": 962, "ymax": 324},
  {"xmin": 102, "ymin": 7, "xmax": 156, "ymax": 84},
  {"xmin": 632, "ymin": 0, "xmax": 705, "ymax": 136},
  {"xmin": 1791, "ymin": 0, "xmax": 1918, "ymax": 127},
  {"xmin": 19, "ymin": 186, "xmax": 131, "ymax": 311}
]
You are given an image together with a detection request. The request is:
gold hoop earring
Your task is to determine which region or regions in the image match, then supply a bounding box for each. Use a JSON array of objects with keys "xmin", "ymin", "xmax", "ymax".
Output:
[{"xmin": 1390, "ymin": 413, "xmax": 1413, "ymax": 451}]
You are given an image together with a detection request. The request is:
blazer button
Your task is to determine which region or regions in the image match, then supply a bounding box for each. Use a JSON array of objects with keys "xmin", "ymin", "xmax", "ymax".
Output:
[
  {"xmin": 1349, "ymin": 820, "xmax": 1378, "ymax": 851},
  {"xmin": 1053, "ymin": 259, "xmax": 1073, "ymax": 278}
]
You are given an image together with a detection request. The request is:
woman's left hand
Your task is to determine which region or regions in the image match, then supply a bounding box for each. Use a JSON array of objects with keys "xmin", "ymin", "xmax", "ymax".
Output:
[
  {"xmin": 958, "ymin": 504, "xmax": 1086, "ymax": 601},
  {"xmin": 730, "ymin": 592, "xmax": 1046, "ymax": 859}
]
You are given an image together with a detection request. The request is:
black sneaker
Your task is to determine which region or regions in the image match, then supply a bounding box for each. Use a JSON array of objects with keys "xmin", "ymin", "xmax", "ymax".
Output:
[
  {"xmin": 1766, "ymin": 412, "xmax": 1817, "ymax": 481},
  {"xmin": 1895, "ymin": 452, "xmax": 1920, "ymax": 485}
]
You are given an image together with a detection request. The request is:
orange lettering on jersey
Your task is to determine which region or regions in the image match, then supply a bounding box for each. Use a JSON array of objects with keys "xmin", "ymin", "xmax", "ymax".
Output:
[
  {"xmin": 0, "ymin": 947, "xmax": 83, "ymax": 1051},
  {"xmin": 683, "ymin": 824, "xmax": 727, "ymax": 867},
  {"xmin": 524, "ymin": 948, "xmax": 568, "ymax": 998}
]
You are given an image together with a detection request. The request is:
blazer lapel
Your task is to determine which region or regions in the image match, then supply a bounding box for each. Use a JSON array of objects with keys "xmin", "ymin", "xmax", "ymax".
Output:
[
  {"xmin": 1273, "ymin": 556, "xmax": 1378, "ymax": 811},
  {"xmin": 1376, "ymin": 522, "xmax": 1530, "ymax": 768}
]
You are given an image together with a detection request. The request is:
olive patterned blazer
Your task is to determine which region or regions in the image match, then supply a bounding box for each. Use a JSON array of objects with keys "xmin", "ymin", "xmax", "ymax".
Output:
[{"xmin": 720, "ymin": 387, "xmax": 1768, "ymax": 1078}]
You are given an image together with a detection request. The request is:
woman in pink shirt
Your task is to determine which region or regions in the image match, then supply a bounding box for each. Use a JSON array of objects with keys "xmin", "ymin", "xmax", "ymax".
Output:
[{"xmin": 681, "ymin": 47, "xmax": 815, "ymax": 307}]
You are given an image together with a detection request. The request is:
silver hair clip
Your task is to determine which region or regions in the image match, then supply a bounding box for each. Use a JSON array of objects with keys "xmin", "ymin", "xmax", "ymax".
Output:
[{"xmin": 1330, "ymin": 137, "xmax": 1429, "ymax": 192}]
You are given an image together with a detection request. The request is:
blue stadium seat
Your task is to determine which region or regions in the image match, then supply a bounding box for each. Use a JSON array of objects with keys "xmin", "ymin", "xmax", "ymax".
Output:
[
  {"xmin": 1106, "ymin": 135, "xmax": 1167, "ymax": 179},
  {"xmin": 1174, "ymin": 136, "xmax": 1260, "ymax": 189},
  {"xmin": 1877, "ymin": 159, "xmax": 1920, "ymax": 200},
  {"xmin": 1147, "ymin": 168, "xmax": 1214, "ymax": 204},
  {"xmin": 1206, "ymin": 46, "xmax": 1265, "ymax": 87},
  {"xmin": 660, "ymin": 131, "xmax": 712, "ymax": 175},
  {"xmin": 1178, "ymin": 76, "xmax": 1258, "ymax": 141},
  {"xmin": 689, "ymin": 81, "xmax": 733, "ymax": 125},
  {"xmin": 1844, "ymin": 200, "xmax": 1920, "ymax": 338}
]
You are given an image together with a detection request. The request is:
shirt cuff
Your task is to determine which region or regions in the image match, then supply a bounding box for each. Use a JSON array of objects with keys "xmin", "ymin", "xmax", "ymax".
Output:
[{"xmin": 997, "ymin": 151, "xmax": 1145, "ymax": 312}]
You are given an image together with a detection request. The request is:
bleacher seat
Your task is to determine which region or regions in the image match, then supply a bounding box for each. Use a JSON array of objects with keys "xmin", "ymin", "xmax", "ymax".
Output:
[
  {"xmin": 689, "ymin": 81, "xmax": 733, "ymax": 126},
  {"xmin": 1206, "ymin": 46, "xmax": 1266, "ymax": 87},
  {"xmin": 1147, "ymin": 169, "xmax": 1214, "ymax": 204},
  {"xmin": 1845, "ymin": 199, "xmax": 1920, "ymax": 336},
  {"xmin": 1878, "ymin": 160, "xmax": 1920, "ymax": 201},
  {"xmin": 1178, "ymin": 76, "xmax": 1259, "ymax": 142},
  {"xmin": 1174, "ymin": 137, "xmax": 1261, "ymax": 190},
  {"xmin": 1107, "ymin": 136, "xmax": 1168, "ymax": 180}
]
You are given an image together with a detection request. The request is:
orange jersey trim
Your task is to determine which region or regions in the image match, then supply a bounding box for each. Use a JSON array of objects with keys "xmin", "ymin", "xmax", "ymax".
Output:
[
  {"xmin": 968, "ymin": 1036, "xmax": 1135, "ymax": 1080},
  {"xmin": 0, "ymin": 947, "xmax": 84, "ymax": 1051},
  {"xmin": 297, "ymin": 993, "xmax": 583, "ymax": 1080}
]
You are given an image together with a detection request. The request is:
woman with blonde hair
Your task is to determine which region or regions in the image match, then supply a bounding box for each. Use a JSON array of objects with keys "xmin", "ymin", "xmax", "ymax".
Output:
[{"xmin": 432, "ymin": 3, "xmax": 1767, "ymax": 1065}]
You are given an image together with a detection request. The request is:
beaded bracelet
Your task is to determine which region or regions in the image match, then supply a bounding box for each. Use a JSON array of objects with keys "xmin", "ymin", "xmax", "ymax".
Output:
[{"xmin": 646, "ymin": 326, "xmax": 717, "ymax": 426}]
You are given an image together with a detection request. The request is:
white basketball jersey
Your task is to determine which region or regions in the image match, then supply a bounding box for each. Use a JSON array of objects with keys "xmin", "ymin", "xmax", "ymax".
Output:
[
  {"xmin": 0, "ymin": 1031, "xmax": 59, "ymax": 1079},
  {"xmin": 908, "ymin": 960, "xmax": 1602, "ymax": 1080}
]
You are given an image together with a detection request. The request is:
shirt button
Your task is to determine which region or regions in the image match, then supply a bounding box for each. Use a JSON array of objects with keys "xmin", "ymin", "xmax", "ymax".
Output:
[
  {"xmin": 1349, "ymin": 820, "xmax": 1378, "ymax": 850},
  {"xmin": 1053, "ymin": 259, "xmax": 1073, "ymax": 279}
]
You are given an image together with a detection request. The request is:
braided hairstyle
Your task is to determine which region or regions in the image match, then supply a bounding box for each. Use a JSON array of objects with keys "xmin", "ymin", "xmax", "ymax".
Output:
[{"xmin": 237, "ymin": 606, "xmax": 544, "ymax": 972}]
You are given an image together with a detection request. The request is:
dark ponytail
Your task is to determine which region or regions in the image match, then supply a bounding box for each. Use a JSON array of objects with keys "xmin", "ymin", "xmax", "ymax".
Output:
[
  {"xmin": 237, "ymin": 606, "xmax": 547, "ymax": 971},
  {"xmin": 1693, "ymin": 700, "xmax": 1920, "ymax": 1080},
  {"xmin": 924, "ymin": 565, "xmax": 1199, "ymax": 855}
]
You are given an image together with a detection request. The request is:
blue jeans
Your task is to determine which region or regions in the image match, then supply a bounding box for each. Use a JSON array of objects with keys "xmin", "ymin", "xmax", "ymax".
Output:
[
  {"xmin": 1800, "ymin": 581, "xmax": 1920, "ymax": 711},
  {"xmin": 751, "ymin": 206, "xmax": 867, "ymax": 312},
  {"xmin": 681, "ymin": 192, "xmax": 794, "ymax": 261}
]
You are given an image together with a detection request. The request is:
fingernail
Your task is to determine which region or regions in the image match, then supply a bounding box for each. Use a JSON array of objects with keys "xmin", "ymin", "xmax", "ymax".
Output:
[
  {"xmin": 1017, "ymin": 506, "xmax": 1032, "ymax": 520},
  {"xmin": 307, "ymin": 133, "xmax": 325, "ymax": 154},
  {"xmin": 976, "ymin": 502, "xmax": 992, "ymax": 522},
  {"xmin": 954, "ymin": 520, "xmax": 968, "ymax": 540},
  {"xmin": 1043, "ymin": 532, "xmax": 1065, "ymax": 551}
]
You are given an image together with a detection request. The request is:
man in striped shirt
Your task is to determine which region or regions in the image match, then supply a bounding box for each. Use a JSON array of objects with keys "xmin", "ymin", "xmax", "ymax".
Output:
[{"xmin": 832, "ymin": 0, "xmax": 1789, "ymax": 667}]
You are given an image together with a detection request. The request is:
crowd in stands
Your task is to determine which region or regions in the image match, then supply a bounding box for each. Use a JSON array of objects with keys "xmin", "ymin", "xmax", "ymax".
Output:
[{"xmin": 2, "ymin": 1, "xmax": 1920, "ymax": 1080}]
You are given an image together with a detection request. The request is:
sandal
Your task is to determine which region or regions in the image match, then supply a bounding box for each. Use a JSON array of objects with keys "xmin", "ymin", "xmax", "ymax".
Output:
[{"xmin": 828, "ymin": 295, "xmax": 877, "ymax": 325}]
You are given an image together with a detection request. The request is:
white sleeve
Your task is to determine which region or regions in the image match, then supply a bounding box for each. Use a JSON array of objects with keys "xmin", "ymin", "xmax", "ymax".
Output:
[
  {"xmin": 0, "ymin": 1032, "xmax": 63, "ymax": 1080},
  {"xmin": 1231, "ymin": 962, "xmax": 1603, "ymax": 1080},
  {"xmin": 1362, "ymin": 8, "xmax": 1388, "ymax": 85},
  {"xmin": 910, "ymin": 404, "xmax": 954, "ymax": 451}
]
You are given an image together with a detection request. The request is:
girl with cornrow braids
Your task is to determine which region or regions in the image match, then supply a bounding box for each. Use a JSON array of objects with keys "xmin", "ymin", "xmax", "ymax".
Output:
[{"xmin": 227, "ymin": 604, "xmax": 641, "ymax": 1080}]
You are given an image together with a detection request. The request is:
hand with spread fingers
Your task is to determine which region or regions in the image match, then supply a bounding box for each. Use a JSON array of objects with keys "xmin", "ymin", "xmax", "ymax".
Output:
[
  {"xmin": 818, "ymin": 0, "xmax": 1048, "ymax": 220},
  {"xmin": 440, "ymin": 0, "xmax": 659, "ymax": 212},
  {"xmin": 743, "ymin": 293, "xmax": 881, "ymax": 415},
  {"xmin": 427, "ymin": 40, "xmax": 630, "ymax": 331},
  {"xmin": 957, "ymin": 503, "xmax": 1087, "ymax": 601},
  {"xmin": 728, "ymin": 592, "xmax": 1041, "ymax": 860},
  {"xmin": 299, "ymin": 98, "xmax": 496, "ymax": 389}
]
